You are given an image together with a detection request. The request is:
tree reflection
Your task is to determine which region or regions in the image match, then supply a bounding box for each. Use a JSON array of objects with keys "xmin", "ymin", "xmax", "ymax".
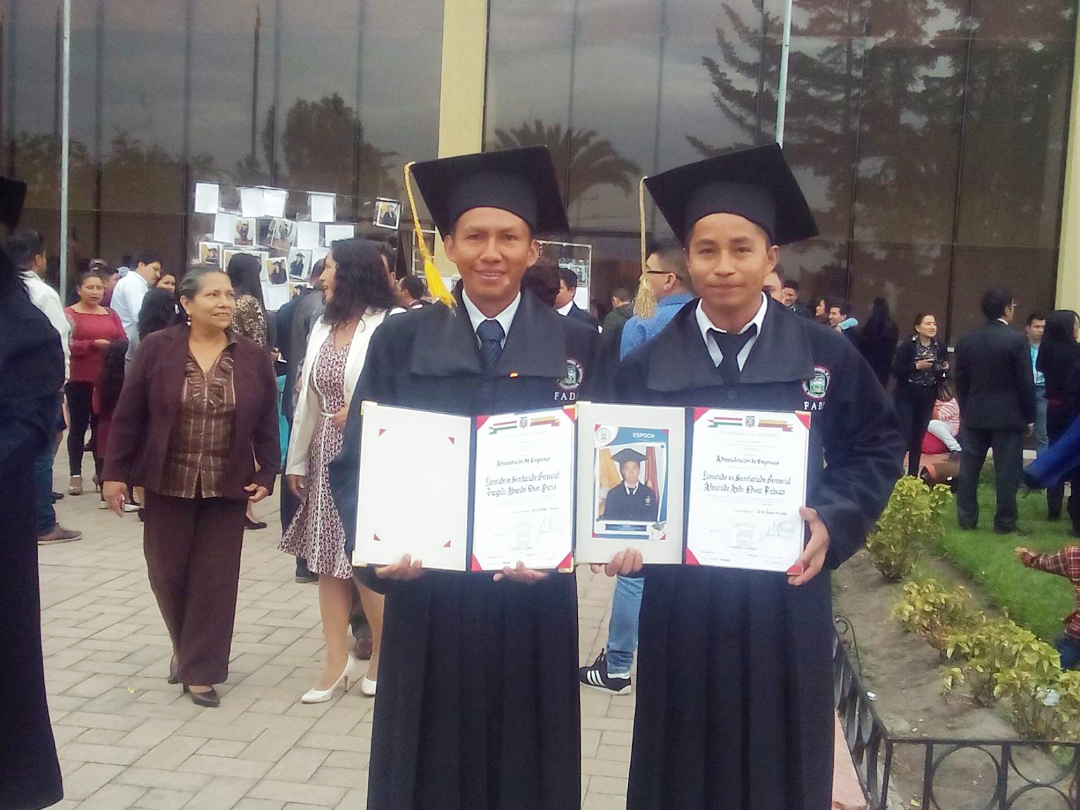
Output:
[{"xmin": 490, "ymin": 119, "xmax": 641, "ymax": 207}]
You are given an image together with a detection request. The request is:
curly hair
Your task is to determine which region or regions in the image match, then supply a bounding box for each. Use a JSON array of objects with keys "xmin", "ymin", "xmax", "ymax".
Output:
[{"xmin": 324, "ymin": 238, "xmax": 398, "ymax": 324}]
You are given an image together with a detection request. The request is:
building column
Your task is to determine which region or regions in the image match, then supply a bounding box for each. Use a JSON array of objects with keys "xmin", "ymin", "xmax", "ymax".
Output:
[
  {"xmin": 433, "ymin": 0, "xmax": 488, "ymax": 276},
  {"xmin": 1056, "ymin": 19, "xmax": 1080, "ymax": 309}
]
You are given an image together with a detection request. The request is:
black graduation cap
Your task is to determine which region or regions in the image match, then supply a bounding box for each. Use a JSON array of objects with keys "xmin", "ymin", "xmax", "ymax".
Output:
[
  {"xmin": 611, "ymin": 448, "xmax": 647, "ymax": 465},
  {"xmin": 644, "ymin": 143, "xmax": 817, "ymax": 246},
  {"xmin": 408, "ymin": 146, "xmax": 569, "ymax": 238}
]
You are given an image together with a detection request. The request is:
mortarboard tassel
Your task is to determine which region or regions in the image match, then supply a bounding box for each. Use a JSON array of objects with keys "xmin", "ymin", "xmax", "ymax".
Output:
[
  {"xmin": 403, "ymin": 161, "xmax": 456, "ymax": 308},
  {"xmin": 633, "ymin": 175, "xmax": 656, "ymax": 319}
]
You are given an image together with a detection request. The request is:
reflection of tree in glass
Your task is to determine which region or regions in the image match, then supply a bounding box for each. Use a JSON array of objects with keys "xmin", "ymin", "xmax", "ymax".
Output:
[
  {"xmin": 277, "ymin": 94, "xmax": 398, "ymax": 200},
  {"xmin": 490, "ymin": 119, "xmax": 641, "ymax": 207}
]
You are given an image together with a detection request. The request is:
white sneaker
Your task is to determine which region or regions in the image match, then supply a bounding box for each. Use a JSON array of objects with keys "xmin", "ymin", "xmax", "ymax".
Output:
[{"xmin": 301, "ymin": 655, "xmax": 364, "ymax": 704}]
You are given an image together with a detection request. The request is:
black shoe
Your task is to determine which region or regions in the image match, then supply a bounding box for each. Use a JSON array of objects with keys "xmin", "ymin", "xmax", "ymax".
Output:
[
  {"xmin": 578, "ymin": 650, "xmax": 632, "ymax": 696},
  {"xmin": 183, "ymin": 685, "xmax": 220, "ymax": 708},
  {"xmin": 295, "ymin": 572, "xmax": 318, "ymax": 584},
  {"xmin": 245, "ymin": 518, "xmax": 268, "ymax": 530},
  {"xmin": 958, "ymin": 522, "xmax": 977, "ymax": 531},
  {"xmin": 51, "ymin": 491, "xmax": 65, "ymax": 502}
]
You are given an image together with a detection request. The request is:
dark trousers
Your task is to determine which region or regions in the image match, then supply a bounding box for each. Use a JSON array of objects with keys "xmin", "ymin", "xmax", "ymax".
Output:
[
  {"xmin": 1058, "ymin": 635, "xmax": 1080, "ymax": 670},
  {"xmin": 143, "ymin": 491, "xmax": 247, "ymax": 685},
  {"xmin": 956, "ymin": 428, "xmax": 1024, "ymax": 532},
  {"xmin": 65, "ymin": 380, "xmax": 96, "ymax": 477},
  {"xmin": 1045, "ymin": 407, "xmax": 1080, "ymax": 529},
  {"xmin": 896, "ymin": 385, "xmax": 938, "ymax": 476}
]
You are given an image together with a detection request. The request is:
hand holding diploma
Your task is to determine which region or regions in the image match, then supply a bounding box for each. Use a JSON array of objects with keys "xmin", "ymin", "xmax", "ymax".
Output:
[
  {"xmin": 787, "ymin": 507, "xmax": 830, "ymax": 586},
  {"xmin": 375, "ymin": 554, "xmax": 426, "ymax": 581},
  {"xmin": 590, "ymin": 548, "xmax": 644, "ymax": 577},
  {"xmin": 493, "ymin": 562, "xmax": 550, "ymax": 584}
]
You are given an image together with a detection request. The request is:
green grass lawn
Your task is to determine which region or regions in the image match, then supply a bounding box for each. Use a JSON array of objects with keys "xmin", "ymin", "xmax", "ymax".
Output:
[{"xmin": 931, "ymin": 479, "xmax": 1078, "ymax": 642}]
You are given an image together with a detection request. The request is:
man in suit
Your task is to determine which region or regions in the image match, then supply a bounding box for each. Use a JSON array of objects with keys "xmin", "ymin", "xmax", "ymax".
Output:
[
  {"xmin": 954, "ymin": 287, "xmax": 1036, "ymax": 533},
  {"xmin": 781, "ymin": 278, "xmax": 812, "ymax": 318},
  {"xmin": 602, "ymin": 449, "xmax": 658, "ymax": 522},
  {"xmin": 555, "ymin": 265, "xmax": 599, "ymax": 329}
]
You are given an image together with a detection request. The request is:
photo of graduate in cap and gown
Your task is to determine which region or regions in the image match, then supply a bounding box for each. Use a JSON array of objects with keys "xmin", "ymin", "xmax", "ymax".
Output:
[
  {"xmin": 615, "ymin": 143, "xmax": 903, "ymax": 810},
  {"xmin": 329, "ymin": 146, "xmax": 634, "ymax": 810},
  {"xmin": 601, "ymin": 448, "xmax": 658, "ymax": 522}
]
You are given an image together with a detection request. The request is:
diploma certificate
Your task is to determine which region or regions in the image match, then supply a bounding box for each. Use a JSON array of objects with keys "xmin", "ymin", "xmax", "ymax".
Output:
[{"xmin": 686, "ymin": 409, "xmax": 810, "ymax": 572}]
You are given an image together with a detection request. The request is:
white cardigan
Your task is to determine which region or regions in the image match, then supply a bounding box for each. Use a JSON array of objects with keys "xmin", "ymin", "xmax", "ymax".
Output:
[{"xmin": 285, "ymin": 308, "xmax": 397, "ymax": 476}]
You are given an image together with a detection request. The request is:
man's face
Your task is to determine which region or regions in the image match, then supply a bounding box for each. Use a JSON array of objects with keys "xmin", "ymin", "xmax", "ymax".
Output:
[
  {"xmin": 554, "ymin": 279, "xmax": 575, "ymax": 308},
  {"xmin": 138, "ymin": 261, "xmax": 162, "ymax": 282},
  {"xmin": 781, "ymin": 286, "xmax": 797, "ymax": 307},
  {"xmin": 828, "ymin": 307, "xmax": 845, "ymax": 327},
  {"xmin": 1027, "ymin": 318, "xmax": 1046, "ymax": 344},
  {"xmin": 762, "ymin": 270, "xmax": 782, "ymax": 301},
  {"xmin": 31, "ymin": 251, "xmax": 47, "ymax": 277},
  {"xmin": 445, "ymin": 207, "xmax": 538, "ymax": 314},
  {"xmin": 621, "ymin": 460, "xmax": 640, "ymax": 488},
  {"xmin": 687, "ymin": 213, "xmax": 778, "ymax": 319},
  {"xmin": 394, "ymin": 278, "xmax": 412, "ymax": 307}
]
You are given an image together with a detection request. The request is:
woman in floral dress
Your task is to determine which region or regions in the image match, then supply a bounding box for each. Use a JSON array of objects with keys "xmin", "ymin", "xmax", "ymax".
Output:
[{"xmin": 280, "ymin": 238, "xmax": 399, "ymax": 702}]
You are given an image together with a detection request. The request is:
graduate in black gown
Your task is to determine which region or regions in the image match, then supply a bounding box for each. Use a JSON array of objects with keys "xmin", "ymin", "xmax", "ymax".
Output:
[
  {"xmin": 328, "ymin": 147, "xmax": 637, "ymax": 810},
  {"xmin": 618, "ymin": 144, "xmax": 902, "ymax": 810},
  {"xmin": 602, "ymin": 448, "xmax": 658, "ymax": 522}
]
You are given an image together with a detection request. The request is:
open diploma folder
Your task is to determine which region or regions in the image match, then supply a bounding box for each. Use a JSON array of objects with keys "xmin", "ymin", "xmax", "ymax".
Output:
[{"xmin": 353, "ymin": 403, "xmax": 577, "ymax": 572}]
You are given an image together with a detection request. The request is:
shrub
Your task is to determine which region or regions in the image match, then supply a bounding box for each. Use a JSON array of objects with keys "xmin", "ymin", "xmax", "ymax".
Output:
[
  {"xmin": 892, "ymin": 578, "xmax": 982, "ymax": 653},
  {"xmin": 945, "ymin": 619, "xmax": 1060, "ymax": 708},
  {"xmin": 867, "ymin": 476, "xmax": 952, "ymax": 580}
]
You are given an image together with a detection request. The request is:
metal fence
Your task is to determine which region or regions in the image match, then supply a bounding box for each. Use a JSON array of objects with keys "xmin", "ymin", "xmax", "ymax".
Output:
[{"xmin": 833, "ymin": 617, "xmax": 1080, "ymax": 809}]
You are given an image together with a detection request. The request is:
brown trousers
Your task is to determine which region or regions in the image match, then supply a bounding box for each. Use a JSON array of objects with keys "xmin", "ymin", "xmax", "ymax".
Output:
[{"xmin": 143, "ymin": 491, "xmax": 247, "ymax": 685}]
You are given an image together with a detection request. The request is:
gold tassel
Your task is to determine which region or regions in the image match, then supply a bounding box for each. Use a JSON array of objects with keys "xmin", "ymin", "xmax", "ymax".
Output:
[
  {"xmin": 403, "ymin": 161, "xmax": 456, "ymax": 308},
  {"xmin": 633, "ymin": 175, "xmax": 656, "ymax": 319}
]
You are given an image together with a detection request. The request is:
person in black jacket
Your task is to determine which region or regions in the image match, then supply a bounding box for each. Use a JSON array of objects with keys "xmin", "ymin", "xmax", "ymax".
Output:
[
  {"xmin": 1036, "ymin": 310, "xmax": 1080, "ymax": 525},
  {"xmin": 0, "ymin": 245, "xmax": 65, "ymax": 810},
  {"xmin": 893, "ymin": 312, "xmax": 948, "ymax": 476},
  {"xmin": 954, "ymin": 287, "xmax": 1037, "ymax": 533},
  {"xmin": 858, "ymin": 297, "xmax": 899, "ymax": 388},
  {"xmin": 554, "ymin": 265, "xmax": 599, "ymax": 329}
]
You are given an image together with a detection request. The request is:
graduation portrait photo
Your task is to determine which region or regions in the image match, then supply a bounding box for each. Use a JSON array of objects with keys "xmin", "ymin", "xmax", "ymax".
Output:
[
  {"xmin": 198, "ymin": 241, "xmax": 222, "ymax": 268},
  {"xmin": 593, "ymin": 426, "xmax": 668, "ymax": 540},
  {"xmin": 265, "ymin": 255, "xmax": 288, "ymax": 285},
  {"xmin": 270, "ymin": 217, "xmax": 297, "ymax": 251},
  {"xmin": 372, "ymin": 198, "xmax": 401, "ymax": 230},
  {"xmin": 234, "ymin": 217, "xmax": 256, "ymax": 246},
  {"xmin": 288, "ymin": 247, "xmax": 312, "ymax": 281}
]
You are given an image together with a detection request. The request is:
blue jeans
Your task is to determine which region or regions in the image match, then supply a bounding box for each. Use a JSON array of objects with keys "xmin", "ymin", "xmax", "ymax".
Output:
[
  {"xmin": 605, "ymin": 575, "xmax": 644, "ymax": 674},
  {"xmin": 1035, "ymin": 386, "xmax": 1048, "ymax": 456},
  {"xmin": 1057, "ymin": 635, "xmax": 1080, "ymax": 670},
  {"xmin": 33, "ymin": 443, "xmax": 57, "ymax": 535}
]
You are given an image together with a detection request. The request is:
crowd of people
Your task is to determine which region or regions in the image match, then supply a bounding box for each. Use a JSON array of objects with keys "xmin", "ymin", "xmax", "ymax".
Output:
[{"xmin": 4, "ymin": 138, "xmax": 1077, "ymax": 810}]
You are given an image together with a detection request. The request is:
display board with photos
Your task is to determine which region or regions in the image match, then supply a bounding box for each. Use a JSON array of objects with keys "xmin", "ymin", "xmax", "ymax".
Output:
[
  {"xmin": 188, "ymin": 181, "xmax": 404, "ymax": 311},
  {"xmin": 352, "ymin": 401, "xmax": 811, "ymax": 575}
]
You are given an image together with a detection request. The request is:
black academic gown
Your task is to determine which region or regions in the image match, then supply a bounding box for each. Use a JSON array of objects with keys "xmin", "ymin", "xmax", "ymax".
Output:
[
  {"xmin": 329, "ymin": 289, "xmax": 605, "ymax": 810},
  {"xmin": 602, "ymin": 483, "xmax": 658, "ymax": 521},
  {"xmin": 615, "ymin": 298, "xmax": 902, "ymax": 810},
  {"xmin": 0, "ymin": 290, "xmax": 65, "ymax": 810}
]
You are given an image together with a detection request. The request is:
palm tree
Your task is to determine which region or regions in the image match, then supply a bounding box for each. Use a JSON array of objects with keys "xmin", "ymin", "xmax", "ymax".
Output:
[{"xmin": 490, "ymin": 119, "xmax": 641, "ymax": 208}]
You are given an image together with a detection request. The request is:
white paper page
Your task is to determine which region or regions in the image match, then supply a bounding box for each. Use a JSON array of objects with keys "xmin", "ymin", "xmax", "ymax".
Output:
[
  {"xmin": 685, "ymin": 409, "xmax": 810, "ymax": 572},
  {"xmin": 261, "ymin": 282, "xmax": 292, "ymax": 312},
  {"xmin": 311, "ymin": 245, "xmax": 330, "ymax": 265},
  {"xmin": 262, "ymin": 187, "xmax": 288, "ymax": 219},
  {"xmin": 323, "ymin": 224, "xmax": 355, "ymax": 245},
  {"xmin": 471, "ymin": 408, "xmax": 576, "ymax": 572},
  {"xmin": 296, "ymin": 221, "xmax": 321, "ymax": 250},
  {"xmin": 353, "ymin": 403, "xmax": 472, "ymax": 571},
  {"xmin": 309, "ymin": 192, "xmax": 336, "ymax": 223},
  {"xmin": 239, "ymin": 188, "xmax": 264, "ymax": 218},
  {"xmin": 212, "ymin": 213, "xmax": 238, "ymax": 244},
  {"xmin": 193, "ymin": 182, "xmax": 220, "ymax": 214},
  {"xmin": 575, "ymin": 403, "xmax": 686, "ymax": 565}
]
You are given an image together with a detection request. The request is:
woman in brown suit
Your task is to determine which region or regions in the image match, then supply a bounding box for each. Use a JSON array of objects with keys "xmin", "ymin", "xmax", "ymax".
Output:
[{"xmin": 103, "ymin": 265, "xmax": 280, "ymax": 708}]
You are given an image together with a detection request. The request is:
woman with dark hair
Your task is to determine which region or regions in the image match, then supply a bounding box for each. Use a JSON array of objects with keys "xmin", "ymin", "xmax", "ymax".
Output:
[
  {"xmin": 1037, "ymin": 309, "xmax": 1080, "ymax": 524},
  {"xmin": 155, "ymin": 270, "xmax": 177, "ymax": 294},
  {"xmin": 93, "ymin": 339, "xmax": 128, "ymax": 508},
  {"xmin": 857, "ymin": 297, "xmax": 899, "ymax": 388},
  {"xmin": 893, "ymin": 312, "xmax": 948, "ymax": 476},
  {"xmin": 226, "ymin": 253, "xmax": 268, "ymax": 346},
  {"xmin": 137, "ymin": 287, "xmax": 179, "ymax": 343},
  {"xmin": 0, "ymin": 245, "xmax": 64, "ymax": 808},
  {"xmin": 103, "ymin": 265, "xmax": 280, "ymax": 707},
  {"xmin": 280, "ymin": 238, "xmax": 400, "ymax": 702},
  {"xmin": 64, "ymin": 269, "xmax": 126, "ymax": 495}
]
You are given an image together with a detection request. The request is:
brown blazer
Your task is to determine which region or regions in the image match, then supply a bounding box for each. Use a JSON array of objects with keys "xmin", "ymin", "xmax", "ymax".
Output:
[{"xmin": 103, "ymin": 324, "xmax": 281, "ymax": 499}]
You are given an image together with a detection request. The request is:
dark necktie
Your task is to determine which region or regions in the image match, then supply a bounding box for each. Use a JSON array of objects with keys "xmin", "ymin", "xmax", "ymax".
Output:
[
  {"xmin": 476, "ymin": 319, "xmax": 505, "ymax": 371},
  {"xmin": 709, "ymin": 324, "xmax": 758, "ymax": 385}
]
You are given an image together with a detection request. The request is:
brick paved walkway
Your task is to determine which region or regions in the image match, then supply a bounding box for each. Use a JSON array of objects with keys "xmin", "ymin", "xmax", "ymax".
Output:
[{"xmin": 37, "ymin": 464, "xmax": 630, "ymax": 810}]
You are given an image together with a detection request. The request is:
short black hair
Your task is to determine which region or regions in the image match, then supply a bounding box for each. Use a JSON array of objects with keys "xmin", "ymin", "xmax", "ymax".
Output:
[
  {"xmin": 400, "ymin": 275, "xmax": 426, "ymax": 301},
  {"xmin": 1027, "ymin": 311, "xmax": 1047, "ymax": 326},
  {"xmin": 980, "ymin": 287, "xmax": 1013, "ymax": 321},
  {"xmin": 6, "ymin": 228, "xmax": 44, "ymax": 269},
  {"xmin": 782, "ymin": 279, "xmax": 800, "ymax": 292},
  {"xmin": 524, "ymin": 265, "xmax": 560, "ymax": 308},
  {"xmin": 611, "ymin": 286, "xmax": 632, "ymax": 302},
  {"xmin": 136, "ymin": 251, "xmax": 161, "ymax": 267},
  {"xmin": 646, "ymin": 237, "xmax": 690, "ymax": 286},
  {"xmin": 828, "ymin": 299, "xmax": 849, "ymax": 316},
  {"xmin": 557, "ymin": 266, "xmax": 578, "ymax": 290}
]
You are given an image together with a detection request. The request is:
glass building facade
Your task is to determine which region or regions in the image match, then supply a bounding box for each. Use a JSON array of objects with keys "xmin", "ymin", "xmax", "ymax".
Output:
[{"xmin": 3, "ymin": 0, "xmax": 1076, "ymax": 337}]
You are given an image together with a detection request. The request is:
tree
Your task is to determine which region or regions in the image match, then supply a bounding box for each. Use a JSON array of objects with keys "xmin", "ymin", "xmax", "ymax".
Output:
[{"xmin": 490, "ymin": 119, "xmax": 641, "ymax": 208}]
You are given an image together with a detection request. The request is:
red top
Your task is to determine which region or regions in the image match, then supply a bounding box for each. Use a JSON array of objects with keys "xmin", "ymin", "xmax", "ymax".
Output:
[
  {"xmin": 1021, "ymin": 547, "xmax": 1080, "ymax": 639},
  {"xmin": 64, "ymin": 306, "xmax": 126, "ymax": 383}
]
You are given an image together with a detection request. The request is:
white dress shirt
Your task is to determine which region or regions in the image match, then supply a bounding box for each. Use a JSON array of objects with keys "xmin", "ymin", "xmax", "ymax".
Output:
[
  {"xmin": 556, "ymin": 300, "xmax": 574, "ymax": 317},
  {"xmin": 21, "ymin": 271, "xmax": 71, "ymax": 381},
  {"xmin": 462, "ymin": 291, "xmax": 521, "ymax": 349},
  {"xmin": 111, "ymin": 271, "xmax": 150, "ymax": 341},
  {"xmin": 695, "ymin": 292, "xmax": 769, "ymax": 370}
]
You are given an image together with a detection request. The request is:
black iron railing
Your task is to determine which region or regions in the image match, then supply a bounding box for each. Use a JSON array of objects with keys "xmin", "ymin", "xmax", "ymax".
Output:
[{"xmin": 833, "ymin": 616, "xmax": 1080, "ymax": 809}]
